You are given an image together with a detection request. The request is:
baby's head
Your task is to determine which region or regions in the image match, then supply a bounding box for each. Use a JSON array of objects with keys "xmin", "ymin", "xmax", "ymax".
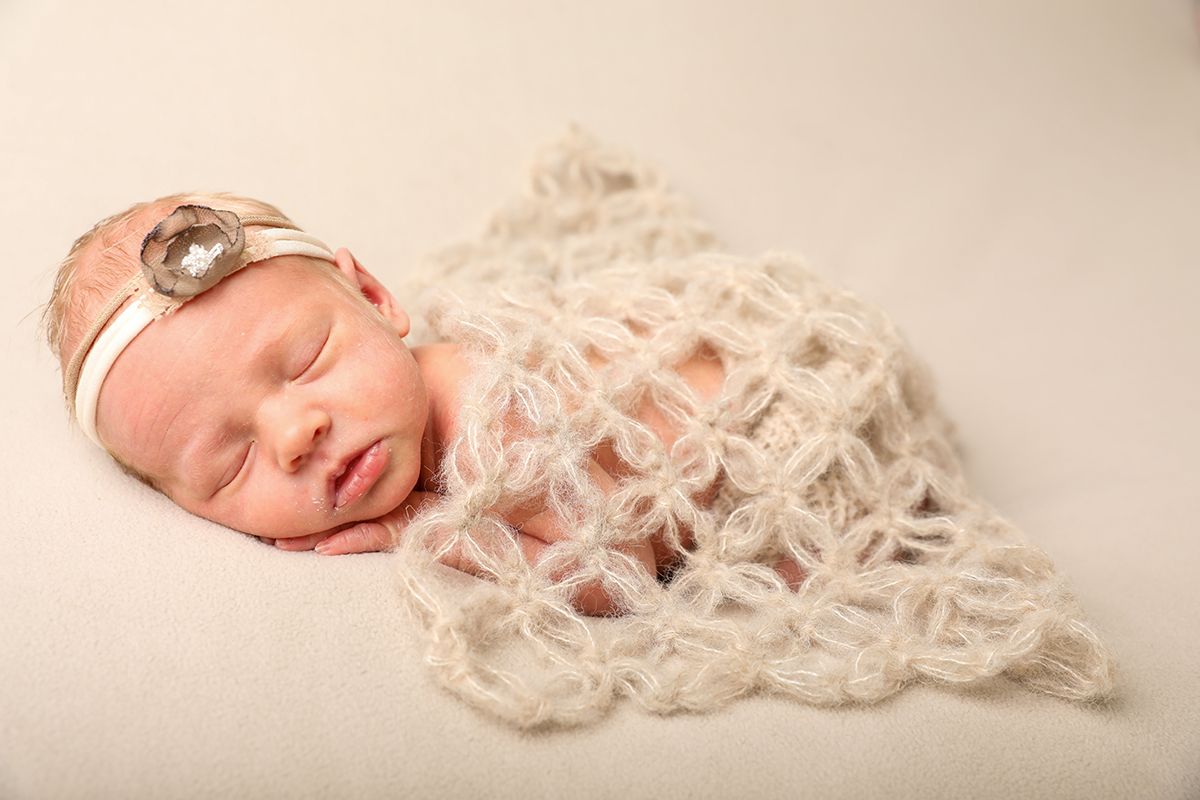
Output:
[{"xmin": 45, "ymin": 193, "xmax": 429, "ymax": 540}]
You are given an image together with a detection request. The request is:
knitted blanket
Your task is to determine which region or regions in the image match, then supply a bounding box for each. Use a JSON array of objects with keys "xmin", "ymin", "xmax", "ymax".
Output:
[{"xmin": 389, "ymin": 125, "xmax": 1114, "ymax": 728}]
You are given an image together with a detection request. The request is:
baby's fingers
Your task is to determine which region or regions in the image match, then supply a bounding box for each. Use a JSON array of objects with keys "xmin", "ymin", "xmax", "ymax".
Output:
[
  {"xmin": 273, "ymin": 531, "xmax": 331, "ymax": 551},
  {"xmin": 314, "ymin": 522, "xmax": 394, "ymax": 555}
]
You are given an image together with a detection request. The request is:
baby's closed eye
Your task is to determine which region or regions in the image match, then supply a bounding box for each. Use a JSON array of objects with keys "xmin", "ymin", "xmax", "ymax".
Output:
[
  {"xmin": 216, "ymin": 442, "xmax": 254, "ymax": 493},
  {"xmin": 290, "ymin": 327, "xmax": 331, "ymax": 382}
]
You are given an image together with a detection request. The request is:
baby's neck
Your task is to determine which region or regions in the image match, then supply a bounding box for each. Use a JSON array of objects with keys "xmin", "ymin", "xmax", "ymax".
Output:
[{"xmin": 411, "ymin": 341, "xmax": 467, "ymax": 493}]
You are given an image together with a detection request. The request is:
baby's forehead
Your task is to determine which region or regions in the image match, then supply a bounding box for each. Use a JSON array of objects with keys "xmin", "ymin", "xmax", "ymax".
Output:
[
  {"xmin": 124, "ymin": 258, "xmax": 332, "ymax": 373},
  {"xmin": 189, "ymin": 256, "xmax": 340, "ymax": 328}
]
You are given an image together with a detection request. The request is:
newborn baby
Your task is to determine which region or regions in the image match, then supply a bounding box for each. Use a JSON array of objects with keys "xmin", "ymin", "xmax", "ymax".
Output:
[{"xmin": 46, "ymin": 192, "xmax": 804, "ymax": 616}]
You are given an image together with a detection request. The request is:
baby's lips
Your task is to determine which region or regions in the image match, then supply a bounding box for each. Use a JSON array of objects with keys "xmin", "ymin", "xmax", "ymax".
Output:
[{"xmin": 334, "ymin": 440, "xmax": 388, "ymax": 509}]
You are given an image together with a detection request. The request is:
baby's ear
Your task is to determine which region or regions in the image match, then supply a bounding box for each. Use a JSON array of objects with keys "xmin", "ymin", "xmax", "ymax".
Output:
[{"xmin": 332, "ymin": 247, "xmax": 410, "ymax": 337}]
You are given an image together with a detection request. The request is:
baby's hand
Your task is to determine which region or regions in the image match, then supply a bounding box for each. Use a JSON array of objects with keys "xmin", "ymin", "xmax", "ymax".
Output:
[{"xmin": 267, "ymin": 490, "xmax": 442, "ymax": 555}]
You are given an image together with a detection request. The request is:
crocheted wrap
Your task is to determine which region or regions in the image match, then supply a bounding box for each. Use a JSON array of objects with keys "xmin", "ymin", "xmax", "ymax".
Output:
[{"xmin": 389, "ymin": 125, "xmax": 1114, "ymax": 728}]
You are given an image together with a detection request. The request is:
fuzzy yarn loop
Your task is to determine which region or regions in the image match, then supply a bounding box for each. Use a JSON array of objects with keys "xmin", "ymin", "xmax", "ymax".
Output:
[{"xmin": 390, "ymin": 124, "xmax": 1114, "ymax": 729}]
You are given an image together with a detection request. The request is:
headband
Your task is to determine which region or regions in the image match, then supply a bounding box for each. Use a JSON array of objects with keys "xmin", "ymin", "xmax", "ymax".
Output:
[{"xmin": 65, "ymin": 204, "xmax": 337, "ymax": 446}]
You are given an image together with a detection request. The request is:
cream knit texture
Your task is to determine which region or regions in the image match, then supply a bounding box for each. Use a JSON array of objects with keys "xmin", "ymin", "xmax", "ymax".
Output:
[{"xmin": 389, "ymin": 125, "xmax": 1115, "ymax": 729}]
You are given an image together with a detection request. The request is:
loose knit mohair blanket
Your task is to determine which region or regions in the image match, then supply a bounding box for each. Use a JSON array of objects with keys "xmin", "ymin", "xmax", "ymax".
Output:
[{"xmin": 389, "ymin": 125, "xmax": 1114, "ymax": 729}]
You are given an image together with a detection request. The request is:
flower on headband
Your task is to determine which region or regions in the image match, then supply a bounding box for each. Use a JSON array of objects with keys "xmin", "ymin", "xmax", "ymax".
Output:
[{"xmin": 140, "ymin": 205, "xmax": 246, "ymax": 298}]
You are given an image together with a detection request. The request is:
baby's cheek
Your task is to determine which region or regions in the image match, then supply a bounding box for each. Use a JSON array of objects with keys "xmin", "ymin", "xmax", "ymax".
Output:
[{"xmin": 203, "ymin": 485, "xmax": 319, "ymax": 540}]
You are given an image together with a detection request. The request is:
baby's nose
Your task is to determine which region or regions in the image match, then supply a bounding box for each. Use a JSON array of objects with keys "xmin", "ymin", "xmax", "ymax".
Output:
[{"xmin": 275, "ymin": 409, "xmax": 331, "ymax": 472}]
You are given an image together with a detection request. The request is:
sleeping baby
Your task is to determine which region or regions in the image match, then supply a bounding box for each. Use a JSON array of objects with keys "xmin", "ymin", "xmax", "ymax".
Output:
[{"xmin": 45, "ymin": 192, "xmax": 805, "ymax": 617}]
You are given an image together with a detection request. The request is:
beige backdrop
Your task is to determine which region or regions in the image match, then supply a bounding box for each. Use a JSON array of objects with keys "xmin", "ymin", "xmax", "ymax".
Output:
[{"xmin": 2, "ymin": 1, "xmax": 1198, "ymax": 798}]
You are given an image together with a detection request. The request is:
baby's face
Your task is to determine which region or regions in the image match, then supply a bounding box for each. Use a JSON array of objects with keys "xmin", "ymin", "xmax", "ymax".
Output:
[{"xmin": 95, "ymin": 256, "xmax": 428, "ymax": 539}]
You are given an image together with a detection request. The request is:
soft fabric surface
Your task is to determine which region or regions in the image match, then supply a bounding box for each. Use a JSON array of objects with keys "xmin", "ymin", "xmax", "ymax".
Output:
[
  {"xmin": 3, "ymin": 1, "xmax": 1198, "ymax": 797},
  {"xmin": 393, "ymin": 128, "xmax": 1112, "ymax": 727}
]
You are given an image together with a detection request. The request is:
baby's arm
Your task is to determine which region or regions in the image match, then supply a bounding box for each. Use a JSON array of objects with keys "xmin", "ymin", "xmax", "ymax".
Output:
[{"xmin": 502, "ymin": 458, "xmax": 657, "ymax": 616}]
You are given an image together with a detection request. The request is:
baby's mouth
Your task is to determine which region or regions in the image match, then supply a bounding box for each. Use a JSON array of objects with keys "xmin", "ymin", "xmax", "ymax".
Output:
[{"xmin": 330, "ymin": 440, "xmax": 388, "ymax": 510}]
